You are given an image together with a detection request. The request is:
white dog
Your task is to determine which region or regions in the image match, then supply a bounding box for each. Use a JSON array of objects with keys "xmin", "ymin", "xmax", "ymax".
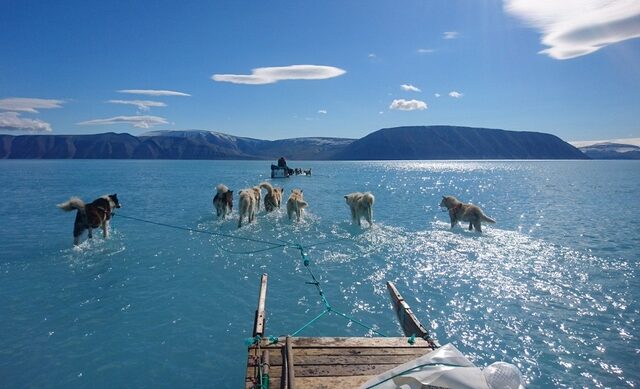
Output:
[
  {"xmin": 237, "ymin": 186, "xmax": 261, "ymax": 228},
  {"xmin": 286, "ymin": 189, "xmax": 307, "ymax": 221},
  {"xmin": 344, "ymin": 192, "xmax": 375, "ymax": 226}
]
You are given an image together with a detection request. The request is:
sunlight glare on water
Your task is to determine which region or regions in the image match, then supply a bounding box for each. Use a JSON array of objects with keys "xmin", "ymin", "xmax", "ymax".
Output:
[{"xmin": 0, "ymin": 160, "xmax": 638, "ymax": 388}]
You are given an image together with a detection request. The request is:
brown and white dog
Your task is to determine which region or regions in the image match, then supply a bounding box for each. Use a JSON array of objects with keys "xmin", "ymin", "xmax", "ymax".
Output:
[
  {"xmin": 213, "ymin": 184, "xmax": 233, "ymax": 219},
  {"xmin": 259, "ymin": 182, "xmax": 283, "ymax": 212},
  {"xmin": 237, "ymin": 186, "xmax": 261, "ymax": 227},
  {"xmin": 286, "ymin": 189, "xmax": 307, "ymax": 221},
  {"xmin": 58, "ymin": 194, "xmax": 121, "ymax": 246},
  {"xmin": 344, "ymin": 192, "xmax": 375, "ymax": 227},
  {"xmin": 439, "ymin": 195, "xmax": 495, "ymax": 233}
]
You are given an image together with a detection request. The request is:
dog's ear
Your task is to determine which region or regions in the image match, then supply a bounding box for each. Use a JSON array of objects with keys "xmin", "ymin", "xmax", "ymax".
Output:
[
  {"xmin": 442, "ymin": 196, "xmax": 446, "ymax": 199},
  {"xmin": 229, "ymin": 190, "xmax": 233, "ymax": 194},
  {"xmin": 344, "ymin": 195, "xmax": 348, "ymax": 199}
]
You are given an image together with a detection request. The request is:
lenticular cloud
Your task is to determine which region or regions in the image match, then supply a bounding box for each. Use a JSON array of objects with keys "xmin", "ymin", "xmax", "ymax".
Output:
[
  {"xmin": 78, "ymin": 115, "xmax": 168, "ymax": 129},
  {"xmin": 212, "ymin": 65, "xmax": 346, "ymax": 85},
  {"xmin": 389, "ymin": 99, "xmax": 428, "ymax": 111},
  {"xmin": 504, "ymin": 0, "xmax": 640, "ymax": 59}
]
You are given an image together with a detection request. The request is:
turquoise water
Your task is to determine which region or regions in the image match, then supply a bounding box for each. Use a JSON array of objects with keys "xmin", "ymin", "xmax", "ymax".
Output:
[{"xmin": 1, "ymin": 160, "xmax": 638, "ymax": 388}]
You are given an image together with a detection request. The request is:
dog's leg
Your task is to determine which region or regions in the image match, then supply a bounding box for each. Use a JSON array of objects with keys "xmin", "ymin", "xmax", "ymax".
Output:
[
  {"xmin": 469, "ymin": 222, "xmax": 473, "ymax": 231},
  {"xmin": 73, "ymin": 224, "xmax": 84, "ymax": 246},
  {"xmin": 238, "ymin": 216, "xmax": 243, "ymax": 228},
  {"xmin": 103, "ymin": 221, "xmax": 109, "ymax": 238},
  {"xmin": 474, "ymin": 221, "xmax": 482, "ymax": 233},
  {"xmin": 366, "ymin": 207, "xmax": 373, "ymax": 226}
]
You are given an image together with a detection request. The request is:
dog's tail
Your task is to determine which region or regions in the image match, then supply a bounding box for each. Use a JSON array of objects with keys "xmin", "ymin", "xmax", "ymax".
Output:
[
  {"xmin": 259, "ymin": 182, "xmax": 274, "ymax": 196},
  {"xmin": 363, "ymin": 192, "xmax": 375, "ymax": 206},
  {"xmin": 216, "ymin": 184, "xmax": 229, "ymax": 194},
  {"xmin": 58, "ymin": 197, "xmax": 85, "ymax": 212},
  {"xmin": 481, "ymin": 213, "xmax": 496, "ymax": 224}
]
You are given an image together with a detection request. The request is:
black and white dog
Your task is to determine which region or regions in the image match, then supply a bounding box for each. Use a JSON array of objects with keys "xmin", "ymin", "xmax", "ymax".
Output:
[{"xmin": 58, "ymin": 194, "xmax": 121, "ymax": 245}]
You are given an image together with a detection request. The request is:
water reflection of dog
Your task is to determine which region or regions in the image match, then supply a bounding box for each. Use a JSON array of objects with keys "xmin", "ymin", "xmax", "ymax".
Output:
[
  {"xmin": 58, "ymin": 194, "xmax": 121, "ymax": 246},
  {"xmin": 439, "ymin": 195, "xmax": 495, "ymax": 233}
]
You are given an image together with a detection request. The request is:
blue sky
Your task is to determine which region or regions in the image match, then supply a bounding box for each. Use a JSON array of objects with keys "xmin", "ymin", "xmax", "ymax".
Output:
[{"xmin": 1, "ymin": 0, "xmax": 639, "ymax": 142}]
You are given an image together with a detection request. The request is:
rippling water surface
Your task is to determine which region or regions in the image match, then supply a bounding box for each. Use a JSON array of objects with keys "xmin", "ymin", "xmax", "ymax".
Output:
[{"xmin": 1, "ymin": 160, "xmax": 638, "ymax": 388}]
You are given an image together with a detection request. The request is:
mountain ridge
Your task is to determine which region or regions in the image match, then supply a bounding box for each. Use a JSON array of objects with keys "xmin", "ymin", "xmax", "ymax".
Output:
[{"xmin": 0, "ymin": 125, "xmax": 588, "ymax": 160}]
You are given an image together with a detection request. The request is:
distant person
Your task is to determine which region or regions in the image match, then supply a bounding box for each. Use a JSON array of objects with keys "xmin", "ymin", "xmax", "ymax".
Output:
[{"xmin": 277, "ymin": 157, "xmax": 287, "ymax": 167}]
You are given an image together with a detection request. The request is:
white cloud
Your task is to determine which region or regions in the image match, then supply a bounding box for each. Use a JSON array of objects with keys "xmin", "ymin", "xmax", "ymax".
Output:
[
  {"xmin": 212, "ymin": 65, "xmax": 346, "ymax": 85},
  {"xmin": 434, "ymin": 93, "xmax": 441, "ymax": 98},
  {"xmin": 368, "ymin": 53, "xmax": 377, "ymax": 58},
  {"xmin": 401, "ymin": 84, "xmax": 421, "ymax": 92},
  {"xmin": 0, "ymin": 97, "xmax": 65, "ymax": 113},
  {"xmin": 107, "ymin": 100, "xmax": 167, "ymax": 111},
  {"xmin": 417, "ymin": 48, "xmax": 435, "ymax": 54},
  {"xmin": 389, "ymin": 99, "xmax": 428, "ymax": 111},
  {"xmin": 504, "ymin": 0, "xmax": 640, "ymax": 59},
  {"xmin": 0, "ymin": 111, "xmax": 52, "ymax": 132},
  {"xmin": 443, "ymin": 31, "xmax": 459, "ymax": 39},
  {"xmin": 78, "ymin": 115, "xmax": 168, "ymax": 129},
  {"xmin": 117, "ymin": 89, "xmax": 191, "ymax": 97},
  {"xmin": 449, "ymin": 91, "xmax": 464, "ymax": 98},
  {"xmin": 318, "ymin": 110, "xmax": 327, "ymax": 114}
]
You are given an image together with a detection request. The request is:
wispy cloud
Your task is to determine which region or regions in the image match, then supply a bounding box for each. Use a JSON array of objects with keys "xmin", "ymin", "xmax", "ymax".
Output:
[
  {"xmin": 78, "ymin": 115, "xmax": 168, "ymax": 129},
  {"xmin": 449, "ymin": 91, "xmax": 464, "ymax": 98},
  {"xmin": 504, "ymin": 0, "xmax": 640, "ymax": 59},
  {"xmin": 317, "ymin": 110, "xmax": 327, "ymax": 114},
  {"xmin": 443, "ymin": 31, "xmax": 459, "ymax": 39},
  {"xmin": 368, "ymin": 53, "xmax": 377, "ymax": 58},
  {"xmin": 117, "ymin": 89, "xmax": 191, "ymax": 97},
  {"xmin": 0, "ymin": 111, "xmax": 52, "ymax": 132},
  {"xmin": 417, "ymin": 48, "xmax": 435, "ymax": 54},
  {"xmin": 212, "ymin": 65, "xmax": 346, "ymax": 85},
  {"xmin": 389, "ymin": 99, "xmax": 428, "ymax": 111},
  {"xmin": 0, "ymin": 97, "xmax": 65, "ymax": 113},
  {"xmin": 107, "ymin": 100, "xmax": 167, "ymax": 111},
  {"xmin": 401, "ymin": 84, "xmax": 421, "ymax": 92},
  {"xmin": 434, "ymin": 93, "xmax": 441, "ymax": 98}
]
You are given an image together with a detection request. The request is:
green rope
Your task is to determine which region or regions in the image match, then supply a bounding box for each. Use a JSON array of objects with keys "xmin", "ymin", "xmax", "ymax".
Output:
[
  {"xmin": 287, "ymin": 243, "xmax": 387, "ymax": 337},
  {"xmin": 114, "ymin": 213, "xmax": 287, "ymax": 248},
  {"xmin": 290, "ymin": 309, "xmax": 330, "ymax": 337},
  {"xmin": 114, "ymin": 213, "xmax": 394, "ymax": 340}
]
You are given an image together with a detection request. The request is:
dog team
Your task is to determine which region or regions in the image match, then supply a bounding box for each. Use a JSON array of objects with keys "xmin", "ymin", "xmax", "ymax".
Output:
[
  {"xmin": 58, "ymin": 184, "xmax": 495, "ymax": 245},
  {"xmin": 214, "ymin": 181, "xmax": 376, "ymax": 228}
]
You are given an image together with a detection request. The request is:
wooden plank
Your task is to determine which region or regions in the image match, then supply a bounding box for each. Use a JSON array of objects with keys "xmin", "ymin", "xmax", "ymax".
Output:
[
  {"xmin": 386, "ymin": 281, "xmax": 439, "ymax": 348},
  {"xmin": 289, "ymin": 337, "xmax": 435, "ymax": 348},
  {"xmin": 247, "ymin": 363, "xmax": 400, "ymax": 378},
  {"xmin": 295, "ymin": 375, "xmax": 374, "ymax": 388},
  {"xmin": 248, "ymin": 346, "xmax": 429, "ymax": 360},
  {"xmin": 253, "ymin": 273, "xmax": 268, "ymax": 337},
  {"xmin": 286, "ymin": 336, "xmax": 296, "ymax": 389},
  {"xmin": 249, "ymin": 354, "xmax": 426, "ymax": 367},
  {"xmin": 293, "ymin": 347, "xmax": 429, "ymax": 357}
]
